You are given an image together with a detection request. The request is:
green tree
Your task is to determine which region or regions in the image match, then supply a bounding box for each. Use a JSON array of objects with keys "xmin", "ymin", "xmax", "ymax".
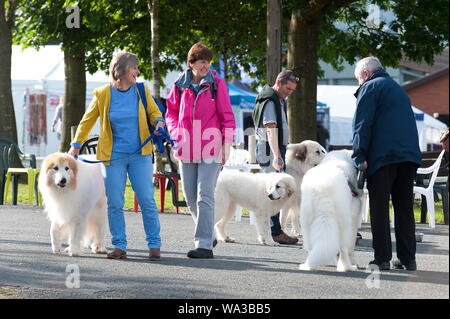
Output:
[
  {"xmin": 166, "ymin": 0, "xmax": 266, "ymax": 85},
  {"xmin": 285, "ymin": 0, "xmax": 449, "ymax": 142},
  {"xmin": 13, "ymin": 0, "xmax": 149, "ymax": 151}
]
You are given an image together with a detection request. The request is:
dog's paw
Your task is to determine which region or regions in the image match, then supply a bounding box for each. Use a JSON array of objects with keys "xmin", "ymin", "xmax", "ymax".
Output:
[
  {"xmin": 292, "ymin": 231, "xmax": 302, "ymax": 238},
  {"xmin": 224, "ymin": 236, "xmax": 235, "ymax": 243},
  {"xmin": 299, "ymin": 263, "xmax": 311, "ymax": 271},
  {"xmin": 266, "ymin": 241, "xmax": 280, "ymax": 247},
  {"xmin": 257, "ymin": 235, "xmax": 265, "ymax": 245},
  {"xmin": 337, "ymin": 264, "xmax": 357, "ymax": 272},
  {"xmin": 65, "ymin": 246, "xmax": 80, "ymax": 257},
  {"xmin": 91, "ymin": 244, "xmax": 107, "ymax": 254},
  {"xmin": 52, "ymin": 247, "xmax": 61, "ymax": 254},
  {"xmin": 68, "ymin": 250, "xmax": 80, "ymax": 257}
]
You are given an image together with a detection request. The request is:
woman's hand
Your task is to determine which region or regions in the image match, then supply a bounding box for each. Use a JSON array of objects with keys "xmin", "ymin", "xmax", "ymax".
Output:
[
  {"xmin": 154, "ymin": 120, "xmax": 165, "ymax": 136},
  {"xmin": 221, "ymin": 143, "xmax": 231, "ymax": 165},
  {"xmin": 68, "ymin": 146, "xmax": 80, "ymax": 158}
]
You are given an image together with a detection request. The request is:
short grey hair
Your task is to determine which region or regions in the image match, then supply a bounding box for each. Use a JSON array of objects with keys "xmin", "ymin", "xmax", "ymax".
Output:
[
  {"xmin": 109, "ymin": 52, "xmax": 139, "ymax": 85},
  {"xmin": 276, "ymin": 69, "xmax": 300, "ymax": 85},
  {"xmin": 354, "ymin": 56, "xmax": 383, "ymax": 79}
]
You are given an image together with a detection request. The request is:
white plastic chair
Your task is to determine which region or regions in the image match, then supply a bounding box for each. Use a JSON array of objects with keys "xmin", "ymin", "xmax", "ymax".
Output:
[
  {"xmin": 361, "ymin": 149, "xmax": 445, "ymax": 229},
  {"xmin": 411, "ymin": 149, "xmax": 446, "ymax": 229}
]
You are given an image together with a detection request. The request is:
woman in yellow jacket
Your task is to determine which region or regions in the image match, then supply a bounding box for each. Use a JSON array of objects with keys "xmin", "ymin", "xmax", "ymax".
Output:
[{"xmin": 68, "ymin": 52, "xmax": 164, "ymax": 261}]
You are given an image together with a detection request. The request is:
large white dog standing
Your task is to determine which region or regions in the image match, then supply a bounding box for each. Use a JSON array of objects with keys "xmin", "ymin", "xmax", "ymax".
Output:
[
  {"xmin": 281, "ymin": 140, "xmax": 326, "ymax": 236},
  {"xmin": 38, "ymin": 153, "xmax": 107, "ymax": 257},
  {"xmin": 299, "ymin": 150, "xmax": 362, "ymax": 272}
]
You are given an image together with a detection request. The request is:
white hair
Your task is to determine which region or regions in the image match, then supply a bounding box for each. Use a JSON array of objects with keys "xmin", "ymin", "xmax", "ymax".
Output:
[{"xmin": 354, "ymin": 56, "xmax": 383, "ymax": 79}]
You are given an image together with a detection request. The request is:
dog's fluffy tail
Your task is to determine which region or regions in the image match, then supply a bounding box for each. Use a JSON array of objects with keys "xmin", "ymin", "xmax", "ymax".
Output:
[{"xmin": 307, "ymin": 198, "xmax": 339, "ymax": 267}]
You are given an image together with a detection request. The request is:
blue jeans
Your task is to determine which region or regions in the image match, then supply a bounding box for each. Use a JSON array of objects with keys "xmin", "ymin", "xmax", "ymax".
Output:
[{"xmin": 104, "ymin": 152, "xmax": 161, "ymax": 251}]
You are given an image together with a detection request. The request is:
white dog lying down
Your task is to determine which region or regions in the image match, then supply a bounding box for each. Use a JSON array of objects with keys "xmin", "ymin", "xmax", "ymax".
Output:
[
  {"xmin": 299, "ymin": 150, "xmax": 362, "ymax": 272},
  {"xmin": 214, "ymin": 170, "xmax": 297, "ymax": 246},
  {"xmin": 38, "ymin": 153, "xmax": 107, "ymax": 257}
]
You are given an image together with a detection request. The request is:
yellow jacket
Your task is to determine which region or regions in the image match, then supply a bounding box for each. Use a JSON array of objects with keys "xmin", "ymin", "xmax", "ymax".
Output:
[{"xmin": 72, "ymin": 83, "xmax": 163, "ymax": 164}]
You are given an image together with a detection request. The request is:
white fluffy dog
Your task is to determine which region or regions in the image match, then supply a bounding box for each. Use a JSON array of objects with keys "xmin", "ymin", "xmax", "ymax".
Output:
[
  {"xmin": 38, "ymin": 153, "xmax": 107, "ymax": 257},
  {"xmin": 281, "ymin": 140, "xmax": 326, "ymax": 236},
  {"xmin": 214, "ymin": 170, "xmax": 296, "ymax": 246},
  {"xmin": 299, "ymin": 150, "xmax": 362, "ymax": 272}
]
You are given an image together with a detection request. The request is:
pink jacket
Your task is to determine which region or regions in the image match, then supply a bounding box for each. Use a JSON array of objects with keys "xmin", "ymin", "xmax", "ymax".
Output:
[{"xmin": 166, "ymin": 70, "xmax": 236, "ymax": 162}]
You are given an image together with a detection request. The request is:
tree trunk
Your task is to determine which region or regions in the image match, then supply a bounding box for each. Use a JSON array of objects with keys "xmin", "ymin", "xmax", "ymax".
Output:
[
  {"xmin": 147, "ymin": 0, "xmax": 165, "ymax": 181},
  {"xmin": 60, "ymin": 45, "xmax": 87, "ymax": 152},
  {"xmin": 148, "ymin": 0, "xmax": 161, "ymax": 99},
  {"xmin": 222, "ymin": 53, "xmax": 229, "ymax": 85},
  {"xmin": 287, "ymin": 9, "xmax": 321, "ymax": 143},
  {"xmin": 266, "ymin": 0, "xmax": 282, "ymax": 86},
  {"xmin": 0, "ymin": 0, "xmax": 18, "ymax": 144}
]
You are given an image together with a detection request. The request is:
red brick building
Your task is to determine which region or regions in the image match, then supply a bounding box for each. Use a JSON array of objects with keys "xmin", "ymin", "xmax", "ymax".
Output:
[{"xmin": 402, "ymin": 67, "xmax": 449, "ymax": 125}]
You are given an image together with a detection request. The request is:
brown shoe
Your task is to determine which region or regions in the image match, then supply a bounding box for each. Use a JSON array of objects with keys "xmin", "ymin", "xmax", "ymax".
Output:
[
  {"xmin": 149, "ymin": 248, "xmax": 161, "ymax": 261},
  {"xmin": 107, "ymin": 248, "xmax": 127, "ymax": 259},
  {"xmin": 272, "ymin": 232, "xmax": 299, "ymax": 245}
]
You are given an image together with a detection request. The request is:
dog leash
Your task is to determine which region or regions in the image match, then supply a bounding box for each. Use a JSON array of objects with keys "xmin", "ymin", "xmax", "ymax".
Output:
[{"xmin": 75, "ymin": 127, "xmax": 176, "ymax": 164}]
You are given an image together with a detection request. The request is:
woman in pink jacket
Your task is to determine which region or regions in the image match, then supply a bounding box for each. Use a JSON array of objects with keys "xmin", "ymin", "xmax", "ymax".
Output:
[{"xmin": 166, "ymin": 42, "xmax": 235, "ymax": 258}]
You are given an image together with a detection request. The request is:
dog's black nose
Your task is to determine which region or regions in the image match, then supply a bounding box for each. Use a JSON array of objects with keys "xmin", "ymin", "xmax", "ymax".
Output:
[
  {"xmin": 268, "ymin": 193, "xmax": 275, "ymax": 200},
  {"xmin": 58, "ymin": 178, "xmax": 67, "ymax": 187}
]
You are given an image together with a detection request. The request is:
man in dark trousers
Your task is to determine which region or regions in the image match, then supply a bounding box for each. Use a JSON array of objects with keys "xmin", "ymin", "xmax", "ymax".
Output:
[
  {"xmin": 352, "ymin": 56, "xmax": 421, "ymax": 271},
  {"xmin": 252, "ymin": 70, "xmax": 299, "ymax": 245}
]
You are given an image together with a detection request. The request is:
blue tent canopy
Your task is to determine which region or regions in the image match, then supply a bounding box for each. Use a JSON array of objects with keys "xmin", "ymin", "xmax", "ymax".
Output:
[
  {"xmin": 228, "ymin": 83, "xmax": 257, "ymax": 109},
  {"xmin": 227, "ymin": 82, "xmax": 326, "ymax": 109}
]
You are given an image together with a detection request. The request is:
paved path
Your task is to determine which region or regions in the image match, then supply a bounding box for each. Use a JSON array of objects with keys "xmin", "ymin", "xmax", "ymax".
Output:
[{"xmin": 0, "ymin": 204, "xmax": 448, "ymax": 302}]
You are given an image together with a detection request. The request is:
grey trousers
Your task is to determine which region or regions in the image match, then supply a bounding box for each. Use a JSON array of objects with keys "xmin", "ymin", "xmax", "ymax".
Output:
[{"xmin": 180, "ymin": 160, "xmax": 222, "ymax": 250}]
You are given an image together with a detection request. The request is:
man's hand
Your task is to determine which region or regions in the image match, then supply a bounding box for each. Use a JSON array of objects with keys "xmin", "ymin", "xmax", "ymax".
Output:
[
  {"xmin": 272, "ymin": 156, "xmax": 284, "ymax": 172},
  {"xmin": 265, "ymin": 122, "xmax": 283, "ymax": 171}
]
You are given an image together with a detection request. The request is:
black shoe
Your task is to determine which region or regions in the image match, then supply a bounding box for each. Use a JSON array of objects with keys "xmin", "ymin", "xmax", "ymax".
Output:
[
  {"xmin": 368, "ymin": 260, "xmax": 390, "ymax": 270},
  {"xmin": 355, "ymin": 232, "xmax": 362, "ymax": 245},
  {"xmin": 187, "ymin": 248, "xmax": 213, "ymax": 259},
  {"xmin": 392, "ymin": 259, "xmax": 417, "ymax": 271}
]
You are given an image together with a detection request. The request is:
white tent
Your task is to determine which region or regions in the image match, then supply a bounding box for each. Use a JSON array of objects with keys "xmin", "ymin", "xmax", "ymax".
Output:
[
  {"xmin": 11, "ymin": 45, "xmax": 179, "ymax": 156},
  {"xmin": 317, "ymin": 85, "xmax": 447, "ymax": 150}
]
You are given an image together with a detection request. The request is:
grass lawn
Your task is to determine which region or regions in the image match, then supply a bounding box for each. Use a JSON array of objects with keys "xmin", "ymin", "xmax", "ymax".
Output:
[
  {"xmin": 5, "ymin": 178, "xmax": 186, "ymax": 213},
  {"xmin": 4, "ymin": 180, "xmax": 447, "ymax": 224}
]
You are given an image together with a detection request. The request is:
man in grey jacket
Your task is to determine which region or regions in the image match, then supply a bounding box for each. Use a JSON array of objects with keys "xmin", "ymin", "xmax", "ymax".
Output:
[{"xmin": 352, "ymin": 57, "xmax": 421, "ymax": 271}]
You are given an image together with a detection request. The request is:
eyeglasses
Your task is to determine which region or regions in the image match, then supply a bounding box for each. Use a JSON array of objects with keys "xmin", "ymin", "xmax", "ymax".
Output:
[{"xmin": 288, "ymin": 75, "xmax": 300, "ymax": 83}]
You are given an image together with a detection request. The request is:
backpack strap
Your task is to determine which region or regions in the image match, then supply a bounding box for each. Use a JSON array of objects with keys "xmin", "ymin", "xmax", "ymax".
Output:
[
  {"xmin": 211, "ymin": 79, "xmax": 217, "ymax": 100},
  {"xmin": 137, "ymin": 82, "xmax": 153, "ymax": 134}
]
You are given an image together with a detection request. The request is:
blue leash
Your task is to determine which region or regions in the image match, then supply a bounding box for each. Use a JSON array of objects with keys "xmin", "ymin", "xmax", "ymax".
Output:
[{"xmin": 76, "ymin": 127, "xmax": 175, "ymax": 164}]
